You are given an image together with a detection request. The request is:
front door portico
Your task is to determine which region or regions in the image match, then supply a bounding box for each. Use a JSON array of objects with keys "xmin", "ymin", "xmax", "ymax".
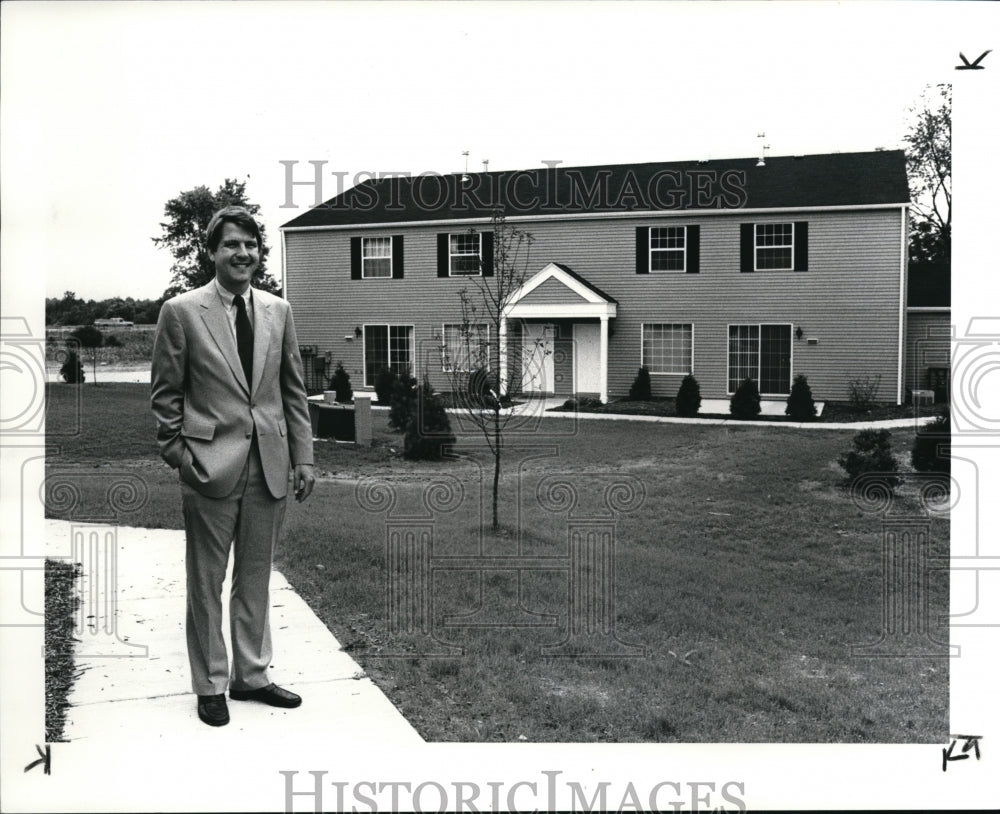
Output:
[{"xmin": 503, "ymin": 263, "xmax": 617, "ymax": 403}]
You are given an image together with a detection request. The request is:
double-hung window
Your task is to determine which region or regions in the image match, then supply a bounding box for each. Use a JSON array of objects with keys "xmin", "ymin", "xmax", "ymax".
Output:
[
  {"xmin": 351, "ymin": 234, "xmax": 403, "ymax": 279},
  {"xmin": 449, "ymin": 233, "xmax": 482, "ymax": 275},
  {"xmin": 649, "ymin": 227, "xmax": 687, "ymax": 272},
  {"xmin": 755, "ymin": 223, "xmax": 794, "ymax": 270},
  {"xmin": 361, "ymin": 236, "xmax": 392, "ymax": 278},
  {"xmin": 740, "ymin": 222, "xmax": 807, "ymax": 272}
]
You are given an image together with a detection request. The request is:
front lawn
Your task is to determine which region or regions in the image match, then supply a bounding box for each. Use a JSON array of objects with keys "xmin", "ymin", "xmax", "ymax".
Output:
[{"xmin": 45, "ymin": 383, "xmax": 949, "ymax": 742}]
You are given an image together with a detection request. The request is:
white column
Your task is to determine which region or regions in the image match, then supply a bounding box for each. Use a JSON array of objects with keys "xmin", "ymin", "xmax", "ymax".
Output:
[
  {"xmin": 498, "ymin": 317, "xmax": 508, "ymax": 396},
  {"xmin": 599, "ymin": 316, "xmax": 609, "ymax": 403}
]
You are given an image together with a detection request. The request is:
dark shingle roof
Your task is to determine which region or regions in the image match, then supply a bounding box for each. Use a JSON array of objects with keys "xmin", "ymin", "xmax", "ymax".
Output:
[
  {"xmin": 550, "ymin": 263, "xmax": 618, "ymax": 304},
  {"xmin": 282, "ymin": 150, "xmax": 909, "ymax": 229}
]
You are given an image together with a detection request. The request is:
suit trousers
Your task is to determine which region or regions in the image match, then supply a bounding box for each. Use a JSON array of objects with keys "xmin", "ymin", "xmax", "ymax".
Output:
[{"xmin": 180, "ymin": 438, "xmax": 287, "ymax": 695}]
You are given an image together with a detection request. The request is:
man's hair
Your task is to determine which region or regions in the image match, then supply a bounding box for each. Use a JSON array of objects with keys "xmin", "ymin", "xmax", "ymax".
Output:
[{"xmin": 205, "ymin": 206, "xmax": 263, "ymax": 252}]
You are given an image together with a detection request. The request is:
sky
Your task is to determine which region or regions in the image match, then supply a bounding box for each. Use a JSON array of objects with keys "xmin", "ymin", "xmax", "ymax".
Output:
[
  {"xmin": 0, "ymin": 0, "xmax": 974, "ymax": 306},
  {"xmin": 2, "ymin": 2, "xmax": 1000, "ymax": 811}
]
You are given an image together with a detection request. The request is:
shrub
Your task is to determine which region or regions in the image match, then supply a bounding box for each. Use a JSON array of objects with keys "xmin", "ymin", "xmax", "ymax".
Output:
[
  {"xmin": 675, "ymin": 374, "xmax": 701, "ymax": 417},
  {"xmin": 388, "ymin": 371, "xmax": 418, "ymax": 431},
  {"xmin": 465, "ymin": 367, "xmax": 501, "ymax": 410},
  {"xmin": 104, "ymin": 334, "xmax": 123, "ymax": 348},
  {"xmin": 912, "ymin": 408, "xmax": 951, "ymax": 474},
  {"xmin": 729, "ymin": 377, "xmax": 761, "ymax": 419},
  {"xmin": 70, "ymin": 325, "xmax": 103, "ymax": 350},
  {"xmin": 404, "ymin": 376, "xmax": 456, "ymax": 460},
  {"xmin": 785, "ymin": 374, "xmax": 817, "ymax": 421},
  {"xmin": 846, "ymin": 373, "xmax": 882, "ymax": 411},
  {"xmin": 328, "ymin": 361, "xmax": 353, "ymax": 403},
  {"xmin": 60, "ymin": 350, "xmax": 85, "ymax": 383},
  {"xmin": 373, "ymin": 367, "xmax": 397, "ymax": 404},
  {"xmin": 629, "ymin": 366, "xmax": 652, "ymax": 401},
  {"xmin": 838, "ymin": 428, "xmax": 901, "ymax": 489}
]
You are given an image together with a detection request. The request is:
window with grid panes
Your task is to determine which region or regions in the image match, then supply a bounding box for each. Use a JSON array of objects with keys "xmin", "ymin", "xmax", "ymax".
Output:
[
  {"xmin": 728, "ymin": 325, "xmax": 759, "ymax": 392},
  {"xmin": 755, "ymin": 223, "xmax": 793, "ymax": 270},
  {"xmin": 442, "ymin": 324, "xmax": 490, "ymax": 372},
  {"xmin": 642, "ymin": 324, "xmax": 692, "ymax": 374},
  {"xmin": 727, "ymin": 324, "xmax": 791, "ymax": 394},
  {"xmin": 450, "ymin": 233, "xmax": 482, "ymax": 275},
  {"xmin": 649, "ymin": 227, "xmax": 686, "ymax": 271},
  {"xmin": 364, "ymin": 325, "xmax": 412, "ymax": 387}
]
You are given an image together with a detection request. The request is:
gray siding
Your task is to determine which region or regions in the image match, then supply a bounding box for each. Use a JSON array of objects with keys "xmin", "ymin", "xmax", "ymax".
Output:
[
  {"xmin": 286, "ymin": 208, "xmax": 905, "ymax": 402},
  {"xmin": 520, "ymin": 277, "xmax": 588, "ymax": 306},
  {"xmin": 904, "ymin": 310, "xmax": 951, "ymax": 396}
]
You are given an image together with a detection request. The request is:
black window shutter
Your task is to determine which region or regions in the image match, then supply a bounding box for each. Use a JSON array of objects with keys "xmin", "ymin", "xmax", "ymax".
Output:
[
  {"xmin": 740, "ymin": 224, "xmax": 754, "ymax": 273},
  {"xmin": 392, "ymin": 235, "xmax": 404, "ymax": 279},
  {"xmin": 686, "ymin": 225, "xmax": 700, "ymax": 274},
  {"xmin": 794, "ymin": 222, "xmax": 808, "ymax": 272},
  {"xmin": 636, "ymin": 227, "xmax": 649, "ymax": 274},
  {"xmin": 350, "ymin": 237, "xmax": 361, "ymax": 280},
  {"xmin": 481, "ymin": 232, "xmax": 494, "ymax": 276},
  {"xmin": 437, "ymin": 233, "xmax": 449, "ymax": 277}
]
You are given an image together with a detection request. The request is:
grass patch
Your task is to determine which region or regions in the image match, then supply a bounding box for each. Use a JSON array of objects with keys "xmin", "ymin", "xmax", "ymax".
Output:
[
  {"xmin": 45, "ymin": 384, "xmax": 949, "ymax": 742},
  {"xmin": 45, "ymin": 559, "xmax": 81, "ymax": 742}
]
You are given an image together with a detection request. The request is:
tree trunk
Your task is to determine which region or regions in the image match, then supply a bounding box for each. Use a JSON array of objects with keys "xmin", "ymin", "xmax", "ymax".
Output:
[{"xmin": 491, "ymin": 408, "xmax": 501, "ymax": 530}]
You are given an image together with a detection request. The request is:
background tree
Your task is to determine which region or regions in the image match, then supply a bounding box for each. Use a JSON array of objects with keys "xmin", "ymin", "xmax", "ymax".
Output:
[
  {"xmin": 444, "ymin": 209, "xmax": 535, "ymax": 531},
  {"xmin": 69, "ymin": 325, "xmax": 104, "ymax": 383},
  {"xmin": 152, "ymin": 179, "xmax": 280, "ymax": 297},
  {"xmin": 904, "ymin": 84, "xmax": 951, "ymax": 266}
]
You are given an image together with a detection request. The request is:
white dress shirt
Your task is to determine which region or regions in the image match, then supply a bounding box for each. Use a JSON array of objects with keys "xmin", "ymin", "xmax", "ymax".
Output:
[{"xmin": 214, "ymin": 278, "xmax": 254, "ymax": 342}]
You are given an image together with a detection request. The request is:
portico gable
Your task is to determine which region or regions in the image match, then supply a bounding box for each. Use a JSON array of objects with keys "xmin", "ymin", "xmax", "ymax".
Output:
[{"xmin": 502, "ymin": 263, "xmax": 617, "ymax": 402}]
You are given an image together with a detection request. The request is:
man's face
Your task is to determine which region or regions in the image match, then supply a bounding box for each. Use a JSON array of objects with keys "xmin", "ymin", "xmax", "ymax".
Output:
[{"xmin": 210, "ymin": 221, "xmax": 259, "ymax": 295}]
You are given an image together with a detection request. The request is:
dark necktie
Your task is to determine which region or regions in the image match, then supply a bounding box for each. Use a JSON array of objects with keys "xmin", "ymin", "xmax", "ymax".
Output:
[{"xmin": 234, "ymin": 294, "xmax": 253, "ymax": 386}]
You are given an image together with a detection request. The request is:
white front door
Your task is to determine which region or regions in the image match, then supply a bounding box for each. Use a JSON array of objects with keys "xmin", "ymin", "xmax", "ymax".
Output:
[
  {"xmin": 522, "ymin": 322, "xmax": 554, "ymax": 393},
  {"xmin": 574, "ymin": 323, "xmax": 600, "ymax": 394}
]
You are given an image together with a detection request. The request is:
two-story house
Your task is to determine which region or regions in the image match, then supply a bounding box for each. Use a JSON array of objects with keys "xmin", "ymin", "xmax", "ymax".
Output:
[{"xmin": 281, "ymin": 150, "xmax": 914, "ymax": 405}]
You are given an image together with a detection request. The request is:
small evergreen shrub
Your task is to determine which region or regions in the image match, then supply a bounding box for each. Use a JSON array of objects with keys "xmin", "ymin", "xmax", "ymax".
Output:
[
  {"xmin": 785, "ymin": 374, "xmax": 817, "ymax": 421},
  {"xmin": 912, "ymin": 408, "xmax": 951, "ymax": 474},
  {"xmin": 388, "ymin": 371, "xmax": 418, "ymax": 431},
  {"xmin": 104, "ymin": 334, "xmax": 123, "ymax": 348},
  {"xmin": 838, "ymin": 428, "xmax": 901, "ymax": 489},
  {"xmin": 675, "ymin": 374, "xmax": 701, "ymax": 417},
  {"xmin": 729, "ymin": 377, "xmax": 761, "ymax": 419},
  {"xmin": 374, "ymin": 367, "xmax": 397, "ymax": 404},
  {"xmin": 328, "ymin": 361, "xmax": 353, "ymax": 403},
  {"xmin": 629, "ymin": 366, "xmax": 652, "ymax": 401},
  {"xmin": 60, "ymin": 350, "xmax": 85, "ymax": 383},
  {"xmin": 404, "ymin": 376, "xmax": 456, "ymax": 460}
]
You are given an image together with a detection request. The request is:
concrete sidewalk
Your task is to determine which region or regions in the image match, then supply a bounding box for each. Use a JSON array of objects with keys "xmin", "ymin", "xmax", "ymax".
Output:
[{"xmin": 46, "ymin": 519, "xmax": 422, "ymax": 746}]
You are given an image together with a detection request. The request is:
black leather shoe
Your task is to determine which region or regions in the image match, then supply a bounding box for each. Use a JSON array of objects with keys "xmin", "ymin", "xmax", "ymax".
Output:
[
  {"xmin": 229, "ymin": 683, "xmax": 301, "ymax": 708},
  {"xmin": 197, "ymin": 693, "xmax": 230, "ymax": 726}
]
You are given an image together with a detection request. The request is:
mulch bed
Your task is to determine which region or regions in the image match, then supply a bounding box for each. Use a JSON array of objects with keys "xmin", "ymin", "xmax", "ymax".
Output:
[{"xmin": 548, "ymin": 397, "xmax": 948, "ymax": 424}]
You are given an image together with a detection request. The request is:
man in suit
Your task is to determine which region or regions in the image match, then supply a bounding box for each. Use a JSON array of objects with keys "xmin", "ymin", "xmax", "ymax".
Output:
[{"xmin": 151, "ymin": 206, "xmax": 316, "ymax": 727}]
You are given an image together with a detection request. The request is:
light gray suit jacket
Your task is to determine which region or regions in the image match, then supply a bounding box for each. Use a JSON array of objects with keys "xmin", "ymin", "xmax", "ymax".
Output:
[{"xmin": 151, "ymin": 281, "xmax": 314, "ymax": 499}]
